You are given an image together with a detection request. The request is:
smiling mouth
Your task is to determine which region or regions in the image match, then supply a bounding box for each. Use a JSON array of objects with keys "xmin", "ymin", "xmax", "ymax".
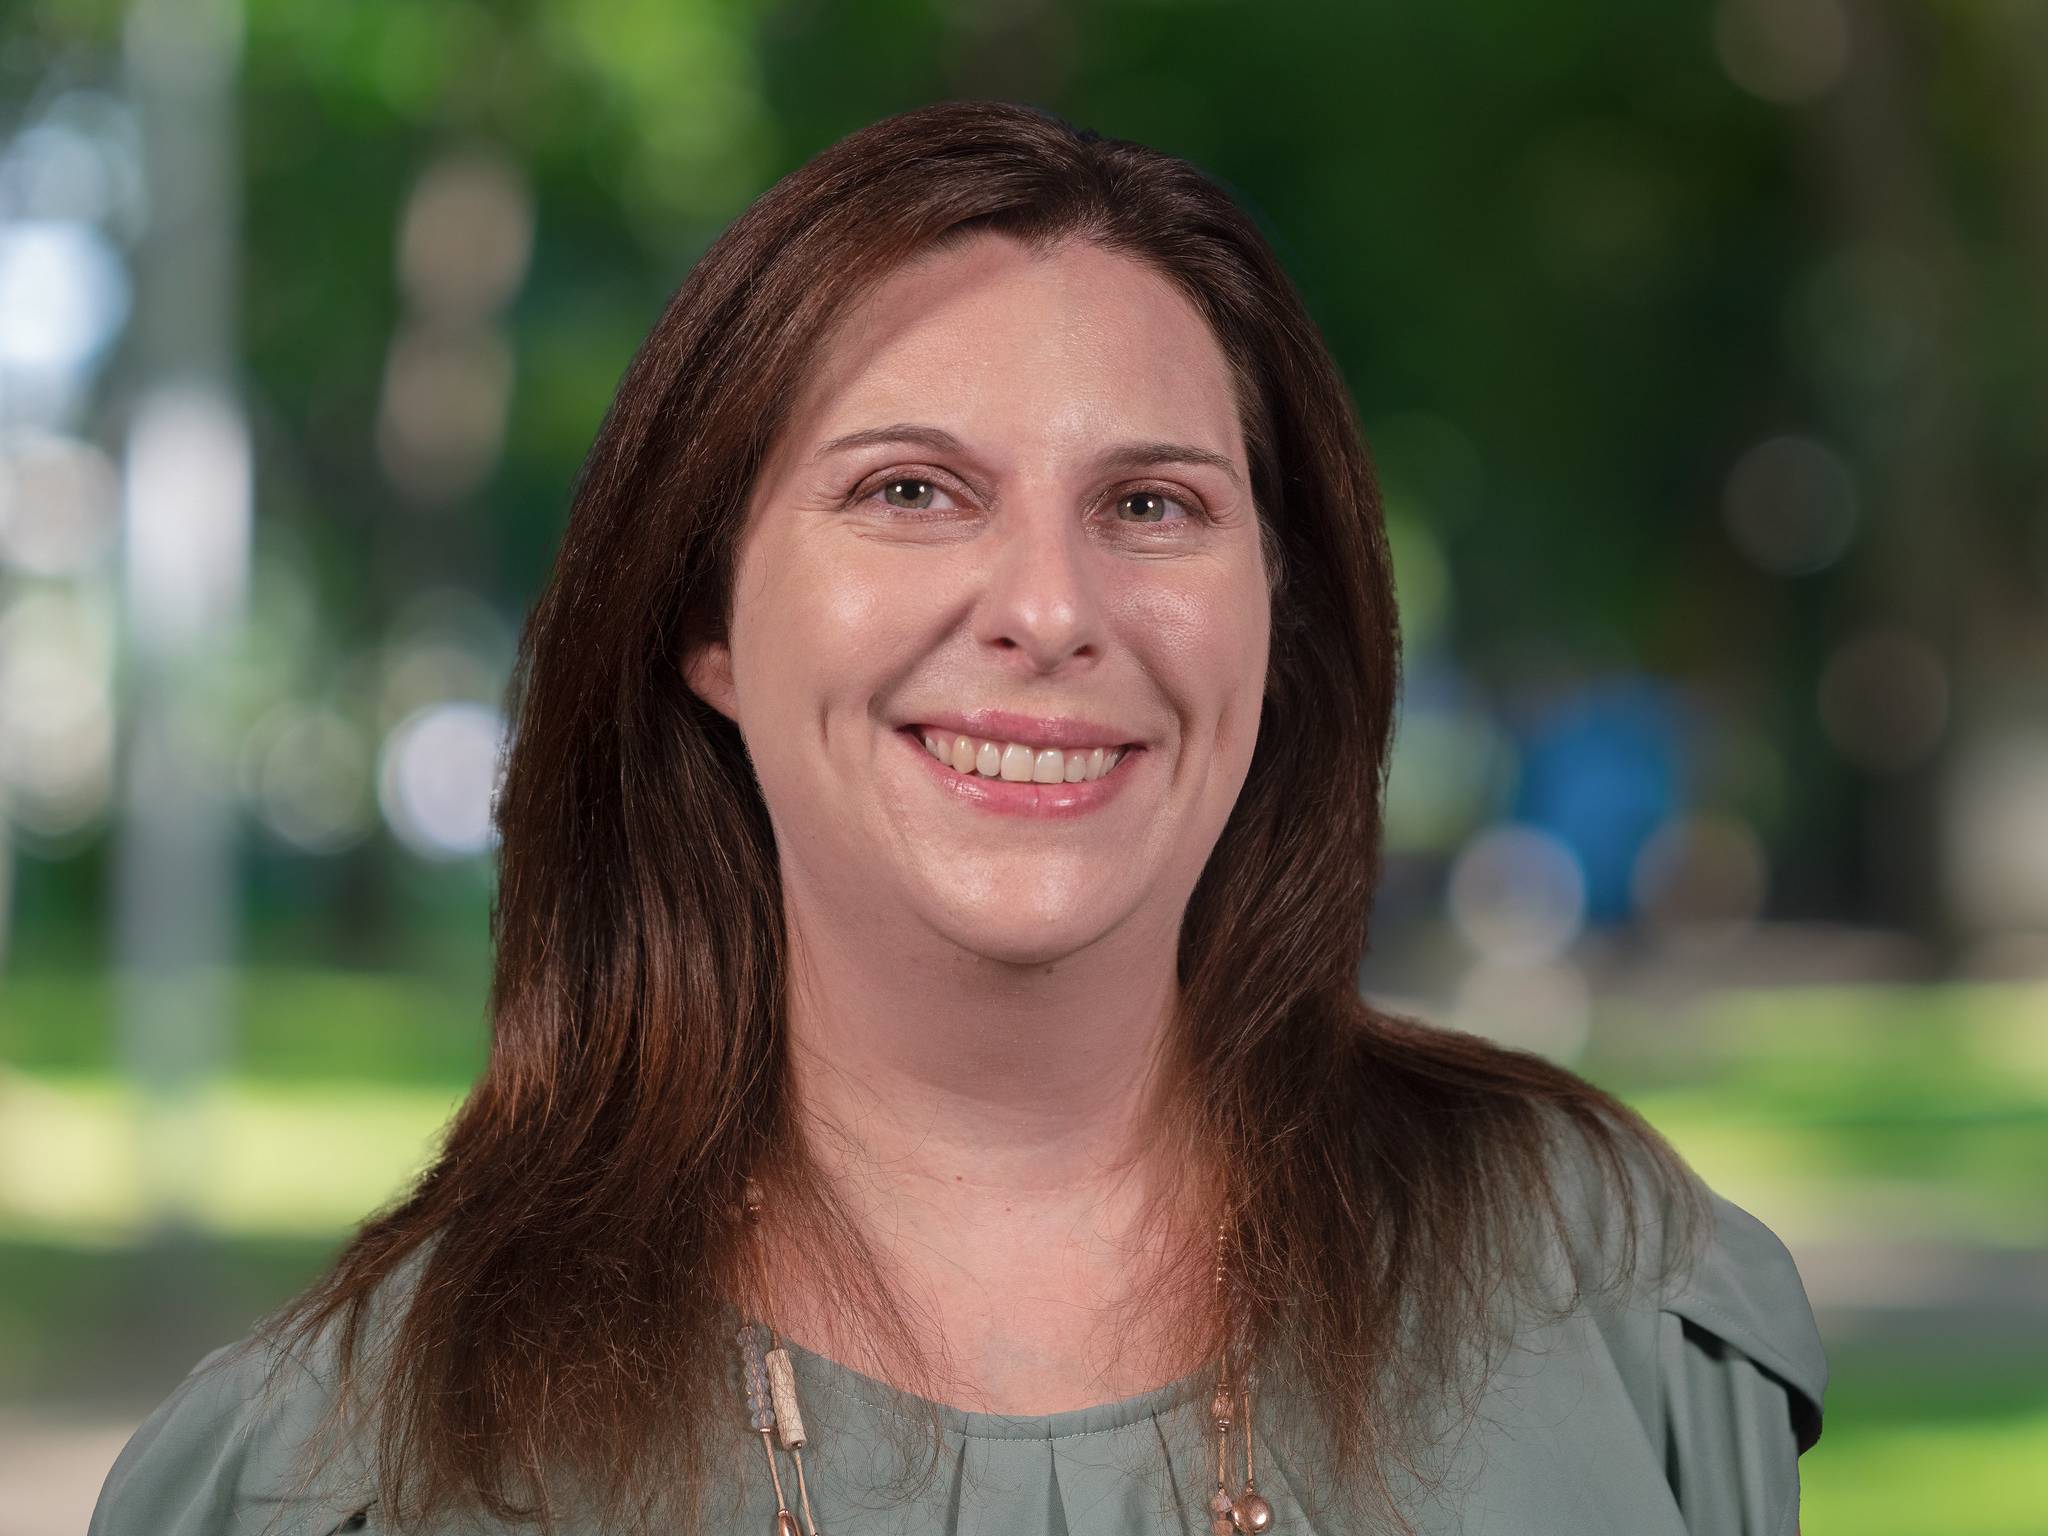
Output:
[{"xmin": 901, "ymin": 726, "xmax": 1137, "ymax": 784}]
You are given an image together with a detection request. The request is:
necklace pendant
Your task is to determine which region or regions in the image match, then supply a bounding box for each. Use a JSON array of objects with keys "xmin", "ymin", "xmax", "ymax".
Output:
[
  {"xmin": 1231, "ymin": 1487, "xmax": 1275, "ymax": 1532},
  {"xmin": 775, "ymin": 1510, "xmax": 801, "ymax": 1536}
]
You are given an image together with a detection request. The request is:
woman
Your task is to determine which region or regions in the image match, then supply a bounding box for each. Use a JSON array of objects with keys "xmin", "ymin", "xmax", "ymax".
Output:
[{"xmin": 90, "ymin": 100, "xmax": 1825, "ymax": 1536}]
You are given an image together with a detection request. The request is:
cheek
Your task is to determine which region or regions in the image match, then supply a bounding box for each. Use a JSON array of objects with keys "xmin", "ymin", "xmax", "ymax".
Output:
[
  {"xmin": 737, "ymin": 540, "xmax": 931, "ymax": 734},
  {"xmin": 754, "ymin": 544, "xmax": 880, "ymax": 649},
  {"xmin": 1126, "ymin": 562, "xmax": 1270, "ymax": 700}
]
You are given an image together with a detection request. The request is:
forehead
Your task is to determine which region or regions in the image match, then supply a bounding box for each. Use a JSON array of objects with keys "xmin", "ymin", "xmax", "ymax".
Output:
[{"xmin": 776, "ymin": 233, "xmax": 1245, "ymax": 469}]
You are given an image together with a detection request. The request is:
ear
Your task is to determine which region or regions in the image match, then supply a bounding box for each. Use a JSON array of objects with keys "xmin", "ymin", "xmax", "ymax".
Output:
[{"xmin": 683, "ymin": 636, "xmax": 740, "ymax": 725}]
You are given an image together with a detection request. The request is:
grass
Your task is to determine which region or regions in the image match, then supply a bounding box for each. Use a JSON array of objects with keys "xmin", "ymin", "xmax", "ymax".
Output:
[
  {"xmin": 1807, "ymin": 1416, "xmax": 2048, "ymax": 1535},
  {"xmin": 0, "ymin": 1074, "xmax": 461, "ymax": 1242},
  {"xmin": 1799, "ymin": 1336, "xmax": 2048, "ymax": 1535},
  {"xmin": 1, "ymin": 964, "xmax": 490, "ymax": 1086}
]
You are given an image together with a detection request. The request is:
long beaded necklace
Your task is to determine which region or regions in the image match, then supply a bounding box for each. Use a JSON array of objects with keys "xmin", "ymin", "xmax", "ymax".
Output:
[{"xmin": 733, "ymin": 1177, "xmax": 1277, "ymax": 1536}]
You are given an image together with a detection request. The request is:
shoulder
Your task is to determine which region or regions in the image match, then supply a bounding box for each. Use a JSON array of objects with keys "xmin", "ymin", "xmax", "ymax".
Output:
[
  {"xmin": 1658, "ymin": 1183, "xmax": 1830, "ymax": 1452},
  {"xmin": 88, "ymin": 1252, "xmax": 429, "ymax": 1536},
  {"xmin": 1536, "ymin": 1106, "xmax": 1829, "ymax": 1453},
  {"xmin": 88, "ymin": 1325, "xmax": 368, "ymax": 1536}
]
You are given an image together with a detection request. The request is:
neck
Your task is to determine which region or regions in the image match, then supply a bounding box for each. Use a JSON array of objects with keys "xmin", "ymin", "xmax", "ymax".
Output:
[
  {"xmin": 755, "ymin": 895, "xmax": 1221, "ymax": 1412},
  {"xmin": 787, "ymin": 909, "xmax": 1183, "ymax": 1189}
]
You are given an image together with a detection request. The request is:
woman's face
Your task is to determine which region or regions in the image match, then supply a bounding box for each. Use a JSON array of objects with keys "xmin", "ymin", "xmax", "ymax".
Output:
[{"xmin": 688, "ymin": 232, "xmax": 1271, "ymax": 968}]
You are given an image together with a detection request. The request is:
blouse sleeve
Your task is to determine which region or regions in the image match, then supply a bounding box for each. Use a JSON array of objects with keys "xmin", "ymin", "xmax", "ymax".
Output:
[
  {"xmin": 1648, "ymin": 1185, "xmax": 1829, "ymax": 1536},
  {"xmin": 1546, "ymin": 1113, "xmax": 1828, "ymax": 1536},
  {"xmin": 88, "ymin": 1329, "xmax": 377, "ymax": 1536}
]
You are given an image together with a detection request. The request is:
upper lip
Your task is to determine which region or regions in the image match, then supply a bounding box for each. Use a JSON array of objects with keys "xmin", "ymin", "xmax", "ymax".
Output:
[{"xmin": 901, "ymin": 709, "xmax": 1142, "ymax": 750}]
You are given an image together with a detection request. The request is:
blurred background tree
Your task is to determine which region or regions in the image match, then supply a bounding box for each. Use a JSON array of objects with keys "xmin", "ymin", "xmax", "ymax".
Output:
[{"xmin": 2, "ymin": 0, "xmax": 2044, "ymax": 1531}]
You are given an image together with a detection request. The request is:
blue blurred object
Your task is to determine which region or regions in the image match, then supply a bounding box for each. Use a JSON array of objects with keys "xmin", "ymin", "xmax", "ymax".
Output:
[{"xmin": 1509, "ymin": 676, "xmax": 1692, "ymax": 924}]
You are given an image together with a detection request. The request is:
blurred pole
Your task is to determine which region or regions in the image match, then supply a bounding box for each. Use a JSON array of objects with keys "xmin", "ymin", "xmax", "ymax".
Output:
[
  {"xmin": 113, "ymin": 0, "xmax": 248, "ymax": 1234},
  {"xmin": 0, "ymin": 814, "xmax": 11, "ymax": 972},
  {"xmin": 1807, "ymin": 0, "xmax": 1980, "ymax": 953}
]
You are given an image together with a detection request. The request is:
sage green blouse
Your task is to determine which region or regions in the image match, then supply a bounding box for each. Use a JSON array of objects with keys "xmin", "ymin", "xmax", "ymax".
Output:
[{"xmin": 88, "ymin": 1150, "xmax": 1827, "ymax": 1535}]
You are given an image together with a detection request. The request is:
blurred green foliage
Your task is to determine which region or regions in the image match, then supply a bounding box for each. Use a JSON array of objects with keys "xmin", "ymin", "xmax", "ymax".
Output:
[{"xmin": 11, "ymin": 0, "xmax": 2044, "ymax": 943}]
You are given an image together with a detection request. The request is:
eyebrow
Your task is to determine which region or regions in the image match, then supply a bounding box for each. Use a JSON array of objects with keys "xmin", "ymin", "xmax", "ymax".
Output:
[{"xmin": 814, "ymin": 423, "xmax": 1244, "ymax": 488}]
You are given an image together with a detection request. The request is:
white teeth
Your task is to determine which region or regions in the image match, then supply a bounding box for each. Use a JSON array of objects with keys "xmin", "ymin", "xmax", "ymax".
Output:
[{"xmin": 917, "ymin": 730, "xmax": 1125, "ymax": 783}]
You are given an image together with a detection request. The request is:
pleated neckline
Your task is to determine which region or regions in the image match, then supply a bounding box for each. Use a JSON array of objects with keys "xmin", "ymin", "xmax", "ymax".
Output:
[{"xmin": 779, "ymin": 1335, "xmax": 1214, "ymax": 1441}]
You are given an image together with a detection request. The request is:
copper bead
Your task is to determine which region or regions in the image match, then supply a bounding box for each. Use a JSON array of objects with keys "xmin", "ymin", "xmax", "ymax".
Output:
[
  {"xmin": 1232, "ymin": 1491, "xmax": 1275, "ymax": 1532},
  {"xmin": 1208, "ymin": 1387, "xmax": 1234, "ymax": 1428}
]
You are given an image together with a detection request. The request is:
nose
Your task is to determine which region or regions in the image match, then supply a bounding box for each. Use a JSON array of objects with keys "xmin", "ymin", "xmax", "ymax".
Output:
[{"xmin": 971, "ymin": 492, "xmax": 1105, "ymax": 674}]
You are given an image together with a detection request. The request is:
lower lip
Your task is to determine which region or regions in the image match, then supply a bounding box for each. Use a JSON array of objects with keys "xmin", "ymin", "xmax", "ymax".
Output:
[{"xmin": 896, "ymin": 728, "xmax": 1143, "ymax": 819}]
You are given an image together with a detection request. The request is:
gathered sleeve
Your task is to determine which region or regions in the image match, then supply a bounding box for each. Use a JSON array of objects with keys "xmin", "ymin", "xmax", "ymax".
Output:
[
  {"xmin": 88, "ymin": 1328, "xmax": 377, "ymax": 1536},
  {"xmin": 1647, "ymin": 1186, "xmax": 1828, "ymax": 1535},
  {"xmin": 1546, "ymin": 1111, "xmax": 1828, "ymax": 1536}
]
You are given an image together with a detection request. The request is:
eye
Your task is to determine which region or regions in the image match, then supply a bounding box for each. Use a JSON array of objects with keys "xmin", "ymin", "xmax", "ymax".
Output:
[
  {"xmin": 1113, "ymin": 488, "xmax": 1196, "ymax": 525},
  {"xmin": 870, "ymin": 476, "xmax": 956, "ymax": 512}
]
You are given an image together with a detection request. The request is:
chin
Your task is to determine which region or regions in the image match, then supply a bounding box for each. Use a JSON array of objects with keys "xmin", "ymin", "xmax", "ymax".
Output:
[{"xmin": 931, "ymin": 906, "xmax": 1115, "ymax": 967}]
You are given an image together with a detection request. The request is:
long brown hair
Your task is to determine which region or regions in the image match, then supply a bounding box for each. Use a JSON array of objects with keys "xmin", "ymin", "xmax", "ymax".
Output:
[{"xmin": 258, "ymin": 99, "xmax": 1707, "ymax": 1535}]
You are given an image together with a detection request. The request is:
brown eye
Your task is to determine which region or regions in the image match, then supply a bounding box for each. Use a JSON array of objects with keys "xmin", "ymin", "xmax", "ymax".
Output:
[{"xmin": 879, "ymin": 477, "xmax": 936, "ymax": 509}]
